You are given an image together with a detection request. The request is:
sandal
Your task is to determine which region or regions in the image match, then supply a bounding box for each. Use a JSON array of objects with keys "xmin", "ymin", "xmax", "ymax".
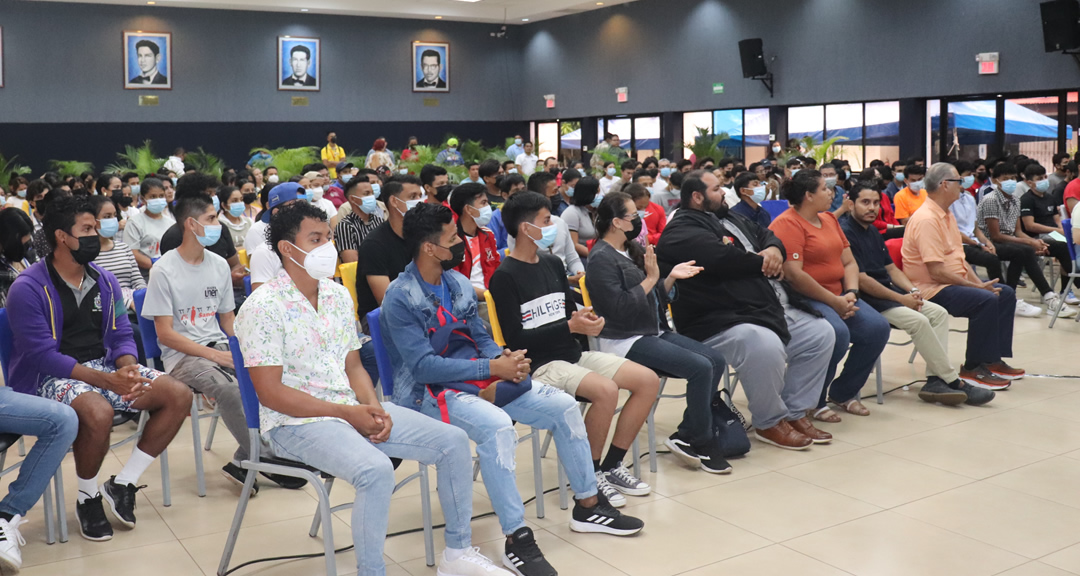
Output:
[
  {"xmin": 830, "ymin": 397, "xmax": 870, "ymax": 416},
  {"xmin": 810, "ymin": 407, "xmax": 841, "ymax": 423}
]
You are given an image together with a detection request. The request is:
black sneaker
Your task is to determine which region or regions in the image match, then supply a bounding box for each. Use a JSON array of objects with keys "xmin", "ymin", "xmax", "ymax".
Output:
[
  {"xmin": 918, "ymin": 377, "xmax": 968, "ymax": 406},
  {"xmin": 663, "ymin": 432, "xmax": 701, "ymax": 467},
  {"xmin": 222, "ymin": 463, "xmax": 259, "ymax": 496},
  {"xmin": 948, "ymin": 379, "xmax": 995, "ymax": 406},
  {"xmin": 570, "ymin": 492, "xmax": 644, "ymax": 536},
  {"xmin": 260, "ymin": 472, "xmax": 308, "ymax": 490},
  {"xmin": 503, "ymin": 526, "xmax": 557, "ymax": 576},
  {"xmin": 76, "ymin": 494, "xmax": 113, "ymax": 541},
  {"xmin": 692, "ymin": 442, "xmax": 733, "ymax": 475},
  {"xmin": 101, "ymin": 477, "xmax": 143, "ymax": 529}
]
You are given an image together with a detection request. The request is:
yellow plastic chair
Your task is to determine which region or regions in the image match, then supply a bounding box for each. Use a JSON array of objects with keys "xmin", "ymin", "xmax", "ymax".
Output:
[
  {"xmin": 578, "ymin": 276, "xmax": 592, "ymax": 307},
  {"xmin": 236, "ymin": 248, "xmax": 249, "ymax": 269},
  {"xmin": 340, "ymin": 261, "xmax": 359, "ymax": 320},
  {"xmin": 483, "ymin": 290, "xmax": 506, "ymax": 347}
]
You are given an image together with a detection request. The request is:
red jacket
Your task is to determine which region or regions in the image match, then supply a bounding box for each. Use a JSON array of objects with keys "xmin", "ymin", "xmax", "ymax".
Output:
[
  {"xmin": 873, "ymin": 192, "xmax": 899, "ymax": 233},
  {"xmin": 644, "ymin": 201, "xmax": 667, "ymax": 245},
  {"xmin": 455, "ymin": 227, "xmax": 501, "ymax": 289}
]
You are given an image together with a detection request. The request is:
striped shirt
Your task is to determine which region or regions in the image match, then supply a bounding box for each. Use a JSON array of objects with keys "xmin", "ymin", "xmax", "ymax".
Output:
[
  {"xmin": 94, "ymin": 241, "xmax": 146, "ymax": 308},
  {"xmin": 334, "ymin": 212, "xmax": 385, "ymax": 254}
]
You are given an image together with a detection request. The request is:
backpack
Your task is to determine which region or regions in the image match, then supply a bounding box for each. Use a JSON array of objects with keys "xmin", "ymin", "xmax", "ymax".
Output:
[{"xmin": 711, "ymin": 389, "xmax": 751, "ymax": 458}]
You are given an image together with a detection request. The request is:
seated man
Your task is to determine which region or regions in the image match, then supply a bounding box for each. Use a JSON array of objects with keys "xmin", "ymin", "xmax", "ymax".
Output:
[
  {"xmin": 491, "ymin": 193, "xmax": 658, "ymax": 506},
  {"xmin": 977, "ymin": 162, "xmax": 1072, "ymax": 318},
  {"xmin": 655, "ymin": 171, "xmax": 835, "ymax": 451},
  {"xmin": 949, "ymin": 160, "xmax": 1001, "ymax": 280},
  {"xmin": 448, "ymin": 183, "xmax": 501, "ymax": 300},
  {"xmin": 143, "ymin": 194, "xmax": 303, "ymax": 493},
  {"xmin": 1019, "ymin": 162, "xmax": 1074, "ymax": 300},
  {"xmin": 0, "ymin": 388, "xmax": 78, "ymax": 571},
  {"xmin": 249, "ymin": 183, "xmax": 309, "ymax": 291},
  {"xmin": 236, "ymin": 202, "xmax": 508, "ymax": 576},
  {"xmin": 892, "ymin": 164, "xmax": 927, "ymax": 225},
  {"xmin": 334, "ymin": 177, "xmax": 385, "ymax": 265},
  {"xmin": 729, "ymin": 171, "xmax": 771, "ymax": 229},
  {"xmin": 489, "ymin": 174, "xmax": 527, "ymax": 250},
  {"xmin": 356, "ymin": 175, "xmax": 426, "ymax": 323},
  {"xmin": 902, "ymin": 163, "xmax": 1024, "ymax": 390},
  {"xmin": 841, "ymin": 182, "xmax": 994, "ymax": 406},
  {"xmin": 7, "ymin": 195, "xmax": 192, "ymax": 542},
  {"xmin": 383, "ymin": 203, "xmax": 643, "ymax": 576},
  {"xmin": 505, "ymin": 176, "xmax": 585, "ymax": 282}
]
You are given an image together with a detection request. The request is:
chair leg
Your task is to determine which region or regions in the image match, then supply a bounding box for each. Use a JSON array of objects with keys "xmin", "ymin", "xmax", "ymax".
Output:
[
  {"xmin": 1050, "ymin": 276, "xmax": 1075, "ymax": 329},
  {"xmin": 159, "ymin": 448, "xmax": 171, "ymax": 507},
  {"xmin": 54, "ymin": 466, "xmax": 68, "ymax": 543},
  {"xmin": 43, "ymin": 479, "xmax": 55, "ymax": 545},
  {"xmin": 540, "ymin": 430, "xmax": 554, "ymax": 459},
  {"xmin": 472, "ymin": 458, "xmax": 481, "ymax": 481},
  {"xmin": 630, "ymin": 437, "xmax": 640, "ymax": 475},
  {"xmin": 420, "ymin": 465, "xmax": 435, "ymax": 567},
  {"xmin": 17, "ymin": 437, "xmax": 25, "ymax": 458},
  {"xmin": 875, "ymin": 358, "xmax": 884, "ymax": 405},
  {"xmin": 531, "ymin": 428, "xmax": 544, "ymax": 519},
  {"xmin": 908, "ymin": 347, "xmax": 918, "ymax": 364},
  {"xmin": 190, "ymin": 398, "xmax": 206, "ymax": 498},
  {"xmin": 646, "ymin": 398, "xmax": 660, "ymax": 474},
  {"xmin": 204, "ymin": 412, "xmax": 219, "ymax": 452},
  {"xmin": 556, "ymin": 458, "xmax": 568, "ymax": 511},
  {"xmin": 216, "ymin": 469, "xmax": 258, "ymax": 576},
  {"xmin": 309, "ymin": 476, "xmax": 336, "ymax": 537}
]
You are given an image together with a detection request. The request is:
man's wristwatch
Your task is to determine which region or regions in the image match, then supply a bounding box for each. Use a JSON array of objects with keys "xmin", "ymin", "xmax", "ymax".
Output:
[
  {"xmin": 909, "ymin": 287, "xmax": 920, "ymax": 294},
  {"xmin": 842, "ymin": 288, "xmax": 859, "ymax": 299}
]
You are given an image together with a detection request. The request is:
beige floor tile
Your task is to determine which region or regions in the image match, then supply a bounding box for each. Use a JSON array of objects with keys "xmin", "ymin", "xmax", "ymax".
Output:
[
  {"xmin": 738, "ymin": 439, "xmax": 861, "ymax": 471},
  {"xmin": 546, "ymin": 499, "xmax": 770, "ymax": 576},
  {"xmin": 1019, "ymin": 391, "xmax": 1080, "ymax": 423},
  {"xmin": 942, "ymin": 409, "xmax": 1080, "ymax": 455},
  {"xmin": 986, "ymin": 456, "xmax": 1080, "ymax": 509},
  {"xmin": 1041, "ymin": 541, "xmax": 1080, "ymax": 574},
  {"xmin": 995, "ymin": 562, "xmax": 1079, "ymax": 576},
  {"xmin": 812, "ymin": 403, "xmax": 937, "ymax": 448},
  {"xmin": 679, "ymin": 545, "xmax": 853, "ymax": 576},
  {"xmin": 894, "ymin": 483, "xmax": 1080, "ymax": 559},
  {"xmin": 785, "ymin": 511, "xmax": 1026, "ymax": 576},
  {"xmin": 875, "ymin": 428, "xmax": 1055, "ymax": 479},
  {"xmin": 17, "ymin": 541, "xmax": 203, "ymax": 576},
  {"xmin": 672, "ymin": 472, "xmax": 880, "ymax": 542},
  {"xmin": 781, "ymin": 448, "xmax": 972, "ymax": 508},
  {"xmin": 648, "ymin": 453, "xmax": 770, "ymax": 497}
]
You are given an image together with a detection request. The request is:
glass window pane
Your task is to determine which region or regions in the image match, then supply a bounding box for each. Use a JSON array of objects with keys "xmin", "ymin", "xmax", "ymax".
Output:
[
  {"xmin": 537, "ymin": 122, "xmax": 559, "ymax": 166},
  {"xmin": 634, "ymin": 116, "xmax": 661, "ymax": 161},
  {"xmin": 607, "ymin": 118, "xmax": 632, "ymax": 155},
  {"xmin": 947, "ymin": 100, "xmax": 996, "ymax": 162},
  {"xmin": 825, "ymin": 103, "xmax": 864, "ymax": 171},
  {"xmin": 863, "ymin": 101, "xmax": 900, "ymax": 169},
  {"xmin": 1005, "ymin": 96, "xmax": 1059, "ymax": 169},
  {"xmin": 1069, "ymin": 92, "xmax": 1078, "ymax": 159},
  {"xmin": 744, "ymin": 108, "xmax": 770, "ymax": 164},
  {"xmin": 927, "ymin": 99, "xmax": 941, "ymax": 162},
  {"xmin": 559, "ymin": 121, "xmax": 582, "ymax": 167},
  {"xmin": 682, "ymin": 112, "xmax": 712, "ymax": 160},
  {"xmin": 788, "ymin": 105, "xmax": 824, "ymax": 147},
  {"xmin": 712, "ymin": 109, "xmax": 743, "ymax": 160}
]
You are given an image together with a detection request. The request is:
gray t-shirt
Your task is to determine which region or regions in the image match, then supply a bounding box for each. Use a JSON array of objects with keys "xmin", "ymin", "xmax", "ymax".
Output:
[
  {"xmin": 123, "ymin": 209, "xmax": 176, "ymax": 259},
  {"xmin": 562, "ymin": 205, "xmax": 597, "ymax": 242},
  {"xmin": 141, "ymin": 249, "xmax": 234, "ymax": 372}
]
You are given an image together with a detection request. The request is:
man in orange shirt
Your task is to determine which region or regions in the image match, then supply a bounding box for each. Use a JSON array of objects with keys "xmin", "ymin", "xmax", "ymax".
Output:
[
  {"xmin": 902, "ymin": 163, "xmax": 1024, "ymax": 390},
  {"xmin": 892, "ymin": 164, "xmax": 927, "ymax": 225}
]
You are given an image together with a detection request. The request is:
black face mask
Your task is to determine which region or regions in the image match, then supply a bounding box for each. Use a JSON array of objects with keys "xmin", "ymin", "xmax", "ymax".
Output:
[
  {"xmin": 242, "ymin": 192, "xmax": 258, "ymax": 205},
  {"xmin": 118, "ymin": 196, "xmax": 134, "ymax": 208},
  {"xmin": 439, "ymin": 242, "xmax": 466, "ymax": 271},
  {"xmin": 548, "ymin": 167, "xmax": 559, "ymax": 176},
  {"xmin": 330, "ymin": 137, "xmax": 338, "ymax": 144},
  {"xmin": 434, "ymin": 184, "xmax": 453, "ymax": 203},
  {"xmin": 625, "ymin": 217, "xmax": 643, "ymax": 241},
  {"xmin": 68, "ymin": 235, "xmax": 101, "ymax": 265}
]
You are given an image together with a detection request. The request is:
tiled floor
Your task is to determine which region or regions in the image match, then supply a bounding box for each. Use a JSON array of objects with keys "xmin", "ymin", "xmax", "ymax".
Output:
[{"xmin": 6, "ymin": 302, "xmax": 1080, "ymax": 576}]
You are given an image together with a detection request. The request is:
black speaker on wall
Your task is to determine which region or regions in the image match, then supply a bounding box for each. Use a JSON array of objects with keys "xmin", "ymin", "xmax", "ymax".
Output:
[
  {"xmin": 1041, "ymin": 0, "xmax": 1080, "ymax": 52},
  {"xmin": 738, "ymin": 38, "xmax": 767, "ymax": 78}
]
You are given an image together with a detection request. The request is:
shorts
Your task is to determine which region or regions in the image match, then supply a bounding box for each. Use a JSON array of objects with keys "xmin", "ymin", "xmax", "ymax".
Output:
[
  {"xmin": 531, "ymin": 351, "xmax": 628, "ymax": 397},
  {"xmin": 38, "ymin": 357, "xmax": 163, "ymax": 413}
]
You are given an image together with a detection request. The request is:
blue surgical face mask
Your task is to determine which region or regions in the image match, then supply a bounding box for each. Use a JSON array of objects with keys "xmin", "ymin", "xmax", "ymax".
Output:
[
  {"xmin": 371, "ymin": 183, "xmax": 382, "ymax": 197},
  {"xmin": 130, "ymin": 184, "xmax": 141, "ymax": 196},
  {"xmin": 355, "ymin": 195, "xmax": 378, "ymax": 215},
  {"xmin": 909, "ymin": 180, "xmax": 925, "ymax": 193},
  {"xmin": 399, "ymin": 168, "xmax": 408, "ymax": 175},
  {"xmin": 526, "ymin": 222, "xmax": 559, "ymax": 250},
  {"xmin": 607, "ymin": 167, "xmax": 617, "ymax": 177},
  {"xmin": 171, "ymin": 177, "xmax": 178, "ymax": 186},
  {"xmin": 472, "ymin": 204, "xmax": 493, "ymax": 227},
  {"xmin": 565, "ymin": 186, "xmax": 575, "ymax": 197},
  {"xmin": 895, "ymin": 173, "xmax": 906, "ymax": 183},
  {"xmin": 98, "ymin": 218, "xmax": 119, "ymax": 238},
  {"xmin": 845, "ymin": 170, "xmax": 851, "ymax": 180},
  {"xmin": 16, "ymin": 189, "xmax": 26, "ymax": 198},
  {"xmin": 750, "ymin": 185, "xmax": 767, "ymax": 204},
  {"xmin": 229, "ymin": 202, "xmax": 245, "ymax": 217},
  {"xmin": 591, "ymin": 194, "xmax": 603, "ymax": 208},
  {"xmin": 825, "ymin": 177, "xmax": 838, "ymax": 188},
  {"xmin": 999, "ymin": 179, "xmax": 1018, "ymax": 195},
  {"xmin": 515, "ymin": 138, "xmax": 523, "ymax": 146},
  {"xmin": 660, "ymin": 167, "xmax": 672, "ymax": 178},
  {"xmin": 961, "ymin": 175, "xmax": 975, "ymax": 188},
  {"xmin": 147, "ymin": 198, "xmax": 167, "ymax": 214},
  {"xmin": 508, "ymin": 168, "xmax": 518, "ymax": 174},
  {"xmin": 1036, "ymin": 179, "xmax": 1051, "ymax": 193},
  {"xmin": 212, "ymin": 196, "xmax": 220, "ymax": 212},
  {"xmin": 341, "ymin": 174, "xmax": 353, "ymax": 183},
  {"xmin": 637, "ymin": 210, "xmax": 647, "ymax": 220},
  {"xmin": 195, "ymin": 220, "xmax": 222, "ymax": 247},
  {"xmin": 790, "ymin": 169, "xmax": 801, "ymax": 177}
]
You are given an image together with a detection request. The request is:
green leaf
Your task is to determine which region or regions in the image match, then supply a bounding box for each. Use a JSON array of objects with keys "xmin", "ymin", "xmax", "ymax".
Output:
[{"xmin": 48, "ymin": 160, "xmax": 96, "ymax": 178}]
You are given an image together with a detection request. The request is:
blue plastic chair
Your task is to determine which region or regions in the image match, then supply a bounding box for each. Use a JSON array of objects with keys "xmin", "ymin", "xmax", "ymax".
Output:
[
  {"xmin": 1050, "ymin": 219, "xmax": 1079, "ymax": 328},
  {"xmin": 243, "ymin": 275, "xmax": 252, "ymax": 296},
  {"xmin": 218, "ymin": 335, "xmax": 435, "ymax": 576},
  {"xmin": 133, "ymin": 288, "xmax": 220, "ymax": 497},
  {"xmin": 760, "ymin": 199, "xmax": 790, "ymax": 221}
]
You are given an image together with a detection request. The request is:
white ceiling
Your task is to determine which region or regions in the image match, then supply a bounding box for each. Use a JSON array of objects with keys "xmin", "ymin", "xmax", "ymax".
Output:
[{"xmin": 27, "ymin": 0, "xmax": 637, "ymax": 23}]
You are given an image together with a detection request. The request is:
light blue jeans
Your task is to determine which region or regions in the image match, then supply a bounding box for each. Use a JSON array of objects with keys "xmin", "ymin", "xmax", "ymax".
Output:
[
  {"xmin": 420, "ymin": 381, "xmax": 597, "ymax": 535},
  {"xmin": 266, "ymin": 402, "xmax": 473, "ymax": 576},
  {"xmin": 0, "ymin": 387, "xmax": 78, "ymax": 517}
]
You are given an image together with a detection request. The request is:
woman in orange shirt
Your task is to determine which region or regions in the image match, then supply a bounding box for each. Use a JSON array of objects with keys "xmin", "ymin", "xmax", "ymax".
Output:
[{"xmin": 769, "ymin": 171, "xmax": 890, "ymax": 423}]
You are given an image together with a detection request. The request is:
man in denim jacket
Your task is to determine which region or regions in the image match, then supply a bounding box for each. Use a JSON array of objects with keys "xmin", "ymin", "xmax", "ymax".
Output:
[{"xmin": 382, "ymin": 204, "xmax": 644, "ymax": 576}]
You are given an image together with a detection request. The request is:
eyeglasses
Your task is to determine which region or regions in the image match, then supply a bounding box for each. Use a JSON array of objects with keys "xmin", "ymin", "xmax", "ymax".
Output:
[{"xmin": 943, "ymin": 178, "xmax": 964, "ymax": 184}]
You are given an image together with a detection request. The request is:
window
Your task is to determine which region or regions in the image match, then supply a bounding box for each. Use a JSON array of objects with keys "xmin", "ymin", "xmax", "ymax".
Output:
[
  {"xmin": 826, "ymin": 103, "xmax": 864, "ymax": 170},
  {"xmin": 744, "ymin": 108, "xmax": 770, "ymax": 164},
  {"xmin": 536, "ymin": 122, "xmax": 559, "ymax": 168},
  {"xmin": 863, "ymin": 101, "xmax": 900, "ymax": 170},
  {"xmin": 947, "ymin": 100, "xmax": 996, "ymax": 162},
  {"xmin": 1005, "ymin": 96, "xmax": 1059, "ymax": 169},
  {"xmin": 788, "ymin": 105, "xmax": 825, "ymax": 147},
  {"xmin": 927, "ymin": 99, "xmax": 941, "ymax": 163},
  {"xmin": 559, "ymin": 120, "xmax": 582, "ymax": 167},
  {"xmin": 634, "ymin": 116, "xmax": 661, "ymax": 161},
  {"xmin": 682, "ymin": 111, "xmax": 712, "ymax": 160}
]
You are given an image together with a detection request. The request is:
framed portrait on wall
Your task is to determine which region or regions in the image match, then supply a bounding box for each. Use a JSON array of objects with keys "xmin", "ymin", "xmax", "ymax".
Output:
[
  {"xmin": 123, "ymin": 31, "xmax": 171, "ymax": 90},
  {"xmin": 0, "ymin": 28, "xmax": 5, "ymax": 88},
  {"xmin": 412, "ymin": 41, "xmax": 449, "ymax": 93},
  {"xmin": 278, "ymin": 36, "xmax": 319, "ymax": 91}
]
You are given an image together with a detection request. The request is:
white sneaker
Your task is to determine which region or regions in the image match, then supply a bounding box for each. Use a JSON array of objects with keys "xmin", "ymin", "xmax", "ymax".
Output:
[
  {"xmin": 438, "ymin": 547, "xmax": 513, "ymax": 576},
  {"xmin": 1015, "ymin": 300, "xmax": 1042, "ymax": 318},
  {"xmin": 0, "ymin": 515, "xmax": 27, "ymax": 572},
  {"xmin": 1047, "ymin": 298, "xmax": 1079, "ymax": 318},
  {"xmin": 1067, "ymin": 291, "xmax": 1080, "ymax": 305},
  {"xmin": 595, "ymin": 470, "xmax": 626, "ymax": 508}
]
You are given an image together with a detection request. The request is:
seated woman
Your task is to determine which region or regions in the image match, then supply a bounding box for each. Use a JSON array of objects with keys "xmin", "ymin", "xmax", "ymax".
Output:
[
  {"xmin": 217, "ymin": 185, "xmax": 253, "ymax": 250},
  {"xmin": 562, "ymin": 176, "xmax": 602, "ymax": 260},
  {"xmin": 89, "ymin": 195, "xmax": 149, "ymax": 363},
  {"xmin": 0, "ymin": 208, "xmax": 35, "ymax": 306},
  {"xmin": 585, "ymin": 193, "xmax": 731, "ymax": 473},
  {"xmin": 769, "ymin": 171, "xmax": 890, "ymax": 422}
]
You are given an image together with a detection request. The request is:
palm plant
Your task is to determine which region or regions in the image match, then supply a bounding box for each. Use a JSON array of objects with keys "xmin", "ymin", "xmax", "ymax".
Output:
[
  {"xmin": 0, "ymin": 153, "xmax": 31, "ymax": 186},
  {"xmin": 105, "ymin": 140, "xmax": 165, "ymax": 177},
  {"xmin": 264, "ymin": 146, "xmax": 319, "ymax": 181},
  {"xmin": 460, "ymin": 139, "xmax": 487, "ymax": 165},
  {"xmin": 397, "ymin": 145, "xmax": 438, "ymax": 176},
  {"xmin": 48, "ymin": 160, "xmax": 95, "ymax": 178},
  {"xmin": 184, "ymin": 147, "xmax": 225, "ymax": 178},
  {"xmin": 678, "ymin": 127, "xmax": 731, "ymax": 162},
  {"xmin": 795, "ymin": 135, "xmax": 849, "ymax": 165},
  {"xmin": 344, "ymin": 149, "xmax": 368, "ymax": 170}
]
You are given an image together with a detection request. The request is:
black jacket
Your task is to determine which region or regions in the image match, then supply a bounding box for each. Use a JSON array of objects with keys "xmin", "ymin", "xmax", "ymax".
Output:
[
  {"xmin": 655, "ymin": 208, "xmax": 811, "ymax": 345},
  {"xmin": 585, "ymin": 240, "xmax": 668, "ymax": 340}
]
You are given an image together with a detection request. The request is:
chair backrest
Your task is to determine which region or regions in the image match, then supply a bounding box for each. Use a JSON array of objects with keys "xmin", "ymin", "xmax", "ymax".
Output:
[
  {"xmin": 340, "ymin": 261, "xmax": 360, "ymax": 320},
  {"xmin": 761, "ymin": 199, "xmax": 790, "ymax": 221},
  {"xmin": 132, "ymin": 288, "xmax": 163, "ymax": 363},
  {"xmin": 365, "ymin": 308, "xmax": 395, "ymax": 397},
  {"xmin": 0, "ymin": 308, "xmax": 12, "ymax": 383},
  {"xmin": 1064, "ymin": 218, "xmax": 1077, "ymax": 264},
  {"xmin": 579, "ymin": 275, "xmax": 593, "ymax": 308},
  {"xmin": 884, "ymin": 238, "xmax": 904, "ymax": 272},
  {"xmin": 483, "ymin": 290, "xmax": 506, "ymax": 347},
  {"xmin": 243, "ymin": 275, "xmax": 252, "ymax": 296},
  {"xmin": 227, "ymin": 336, "xmax": 263, "ymax": 430},
  {"xmin": 237, "ymin": 248, "xmax": 249, "ymax": 269}
]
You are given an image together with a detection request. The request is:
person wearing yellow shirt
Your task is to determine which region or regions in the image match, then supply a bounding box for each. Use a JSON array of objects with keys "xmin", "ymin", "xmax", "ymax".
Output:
[
  {"xmin": 893, "ymin": 164, "xmax": 927, "ymax": 225},
  {"xmin": 321, "ymin": 131, "xmax": 346, "ymax": 179}
]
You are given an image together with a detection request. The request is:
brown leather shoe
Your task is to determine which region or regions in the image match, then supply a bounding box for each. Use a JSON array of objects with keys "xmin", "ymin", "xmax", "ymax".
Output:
[
  {"xmin": 754, "ymin": 420, "xmax": 812, "ymax": 451},
  {"xmin": 788, "ymin": 417, "xmax": 833, "ymax": 444}
]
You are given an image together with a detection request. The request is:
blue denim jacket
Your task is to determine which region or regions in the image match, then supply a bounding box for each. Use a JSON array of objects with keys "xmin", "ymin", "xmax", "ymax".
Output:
[{"xmin": 382, "ymin": 262, "xmax": 504, "ymax": 410}]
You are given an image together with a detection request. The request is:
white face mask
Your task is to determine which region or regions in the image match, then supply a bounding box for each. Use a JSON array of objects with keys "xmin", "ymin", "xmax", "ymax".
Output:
[
  {"xmin": 393, "ymin": 194, "xmax": 426, "ymax": 216},
  {"xmin": 288, "ymin": 241, "xmax": 337, "ymax": 279},
  {"xmin": 268, "ymin": 174, "xmax": 280, "ymax": 184},
  {"xmin": 309, "ymin": 186, "xmax": 324, "ymax": 202}
]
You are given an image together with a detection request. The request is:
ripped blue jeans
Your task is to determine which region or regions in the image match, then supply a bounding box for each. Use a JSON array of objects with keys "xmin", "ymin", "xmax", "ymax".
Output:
[{"xmin": 420, "ymin": 381, "xmax": 597, "ymax": 535}]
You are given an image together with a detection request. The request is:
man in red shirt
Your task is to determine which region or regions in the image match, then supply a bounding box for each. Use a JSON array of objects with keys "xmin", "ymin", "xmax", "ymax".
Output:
[{"xmin": 448, "ymin": 183, "xmax": 500, "ymax": 300}]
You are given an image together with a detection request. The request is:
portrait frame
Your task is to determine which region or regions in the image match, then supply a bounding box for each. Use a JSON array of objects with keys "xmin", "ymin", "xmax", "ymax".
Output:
[
  {"xmin": 0, "ymin": 27, "xmax": 5, "ymax": 89},
  {"xmin": 278, "ymin": 36, "xmax": 320, "ymax": 92},
  {"xmin": 123, "ymin": 31, "xmax": 172, "ymax": 90},
  {"xmin": 412, "ymin": 41, "xmax": 450, "ymax": 93}
]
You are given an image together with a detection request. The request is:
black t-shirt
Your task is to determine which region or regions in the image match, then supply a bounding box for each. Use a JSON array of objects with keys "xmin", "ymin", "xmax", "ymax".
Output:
[
  {"xmin": 839, "ymin": 215, "xmax": 902, "ymax": 312},
  {"xmin": 159, "ymin": 223, "xmax": 237, "ymax": 261},
  {"xmin": 489, "ymin": 253, "xmax": 581, "ymax": 369},
  {"xmin": 1020, "ymin": 190, "xmax": 1061, "ymax": 232},
  {"xmin": 48, "ymin": 259, "xmax": 106, "ymax": 363},
  {"xmin": 356, "ymin": 222, "xmax": 411, "ymax": 321}
]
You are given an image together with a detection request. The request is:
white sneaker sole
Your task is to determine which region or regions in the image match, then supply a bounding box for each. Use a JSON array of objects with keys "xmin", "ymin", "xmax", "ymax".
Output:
[
  {"xmin": 569, "ymin": 519, "xmax": 643, "ymax": 536},
  {"xmin": 603, "ymin": 492, "xmax": 627, "ymax": 508},
  {"xmin": 0, "ymin": 548, "xmax": 22, "ymax": 572},
  {"xmin": 699, "ymin": 459, "xmax": 733, "ymax": 474},
  {"xmin": 75, "ymin": 509, "xmax": 113, "ymax": 542},
  {"xmin": 663, "ymin": 437, "xmax": 701, "ymax": 467},
  {"xmin": 753, "ymin": 431, "xmax": 811, "ymax": 451},
  {"xmin": 100, "ymin": 486, "xmax": 135, "ymax": 529},
  {"xmin": 500, "ymin": 553, "xmax": 527, "ymax": 576},
  {"xmin": 959, "ymin": 376, "xmax": 1011, "ymax": 391}
]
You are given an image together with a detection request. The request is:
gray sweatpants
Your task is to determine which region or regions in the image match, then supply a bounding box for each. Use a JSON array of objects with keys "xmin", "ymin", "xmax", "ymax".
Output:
[
  {"xmin": 170, "ymin": 342, "xmax": 250, "ymax": 463},
  {"xmin": 703, "ymin": 306, "xmax": 835, "ymax": 430}
]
